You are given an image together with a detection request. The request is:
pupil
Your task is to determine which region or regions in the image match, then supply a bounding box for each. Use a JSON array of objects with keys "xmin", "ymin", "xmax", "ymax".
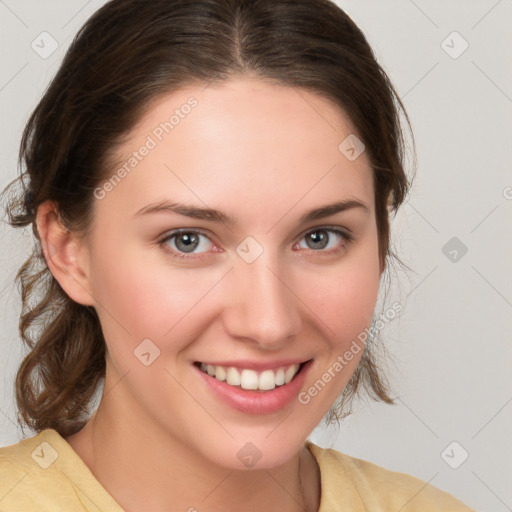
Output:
[
  {"xmin": 176, "ymin": 233, "xmax": 199, "ymax": 252},
  {"xmin": 308, "ymin": 231, "xmax": 328, "ymax": 249}
]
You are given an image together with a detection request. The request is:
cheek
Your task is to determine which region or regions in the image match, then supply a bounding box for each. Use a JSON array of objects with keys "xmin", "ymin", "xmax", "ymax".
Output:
[
  {"xmin": 307, "ymin": 244, "xmax": 381, "ymax": 346},
  {"xmin": 87, "ymin": 235, "xmax": 224, "ymax": 353},
  {"xmin": 329, "ymin": 268, "xmax": 380, "ymax": 332}
]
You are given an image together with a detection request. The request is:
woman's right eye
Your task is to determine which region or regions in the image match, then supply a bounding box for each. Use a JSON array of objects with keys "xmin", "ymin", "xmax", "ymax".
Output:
[{"xmin": 158, "ymin": 229, "xmax": 215, "ymax": 260}]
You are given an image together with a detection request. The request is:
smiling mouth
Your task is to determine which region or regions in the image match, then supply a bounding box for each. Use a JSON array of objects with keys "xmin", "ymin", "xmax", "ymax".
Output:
[{"xmin": 194, "ymin": 361, "xmax": 309, "ymax": 391}]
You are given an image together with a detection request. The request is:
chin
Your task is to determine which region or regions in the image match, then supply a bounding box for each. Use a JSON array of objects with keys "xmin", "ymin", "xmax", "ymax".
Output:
[{"xmin": 194, "ymin": 430, "xmax": 309, "ymax": 471}]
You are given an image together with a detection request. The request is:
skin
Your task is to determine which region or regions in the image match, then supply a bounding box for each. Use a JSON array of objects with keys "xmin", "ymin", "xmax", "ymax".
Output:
[{"xmin": 37, "ymin": 76, "xmax": 382, "ymax": 512}]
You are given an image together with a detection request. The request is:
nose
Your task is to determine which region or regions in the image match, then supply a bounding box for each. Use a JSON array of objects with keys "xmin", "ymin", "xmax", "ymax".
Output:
[{"xmin": 221, "ymin": 253, "xmax": 303, "ymax": 349}]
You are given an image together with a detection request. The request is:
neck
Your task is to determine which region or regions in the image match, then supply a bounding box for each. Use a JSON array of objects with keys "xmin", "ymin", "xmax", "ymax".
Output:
[{"xmin": 65, "ymin": 379, "xmax": 320, "ymax": 512}]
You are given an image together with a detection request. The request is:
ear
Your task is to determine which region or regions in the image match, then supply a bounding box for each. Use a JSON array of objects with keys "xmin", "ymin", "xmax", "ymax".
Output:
[{"xmin": 35, "ymin": 200, "xmax": 95, "ymax": 306}]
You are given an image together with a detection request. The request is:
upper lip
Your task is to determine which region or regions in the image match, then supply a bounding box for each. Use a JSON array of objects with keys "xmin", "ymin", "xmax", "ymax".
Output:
[{"xmin": 195, "ymin": 358, "xmax": 311, "ymax": 372}]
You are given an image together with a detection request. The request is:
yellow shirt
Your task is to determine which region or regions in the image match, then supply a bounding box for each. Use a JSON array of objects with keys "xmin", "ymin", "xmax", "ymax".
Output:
[{"xmin": 0, "ymin": 428, "xmax": 475, "ymax": 511}]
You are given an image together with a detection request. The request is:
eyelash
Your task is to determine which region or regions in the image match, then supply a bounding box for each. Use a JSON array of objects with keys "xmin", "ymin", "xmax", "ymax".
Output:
[{"xmin": 158, "ymin": 226, "xmax": 354, "ymax": 262}]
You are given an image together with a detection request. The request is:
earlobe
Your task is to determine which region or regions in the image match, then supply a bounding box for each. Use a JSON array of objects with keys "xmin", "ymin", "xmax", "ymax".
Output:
[{"xmin": 35, "ymin": 200, "xmax": 95, "ymax": 307}]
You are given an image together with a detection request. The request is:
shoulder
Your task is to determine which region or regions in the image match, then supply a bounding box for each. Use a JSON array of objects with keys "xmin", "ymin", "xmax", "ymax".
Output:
[
  {"xmin": 306, "ymin": 441, "xmax": 476, "ymax": 511},
  {"xmin": 0, "ymin": 429, "xmax": 76, "ymax": 511},
  {"xmin": 0, "ymin": 429, "xmax": 122, "ymax": 512},
  {"xmin": 0, "ymin": 428, "xmax": 56, "ymax": 469}
]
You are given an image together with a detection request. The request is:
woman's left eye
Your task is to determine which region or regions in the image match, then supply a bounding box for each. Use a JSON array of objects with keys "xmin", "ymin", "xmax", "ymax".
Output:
[{"xmin": 295, "ymin": 228, "xmax": 352, "ymax": 253}]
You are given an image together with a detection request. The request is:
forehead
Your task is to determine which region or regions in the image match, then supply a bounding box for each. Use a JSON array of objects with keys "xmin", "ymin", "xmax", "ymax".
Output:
[{"xmin": 98, "ymin": 77, "xmax": 374, "ymax": 223}]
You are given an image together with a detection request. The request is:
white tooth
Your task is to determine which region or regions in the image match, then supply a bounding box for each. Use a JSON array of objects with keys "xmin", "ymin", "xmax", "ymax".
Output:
[
  {"xmin": 214, "ymin": 366, "xmax": 226, "ymax": 381},
  {"xmin": 275, "ymin": 368, "xmax": 285, "ymax": 386},
  {"xmin": 284, "ymin": 364, "xmax": 299, "ymax": 384},
  {"xmin": 240, "ymin": 369, "xmax": 259, "ymax": 390},
  {"xmin": 226, "ymin": 367, "xmax": 241, "ymax": 386},
  {"xmin": 258, "ymin": 370, "xmax": 276, "ymax": 390},
  {"xmin": 207, "ymin": 364, "xmax": 216, "ymax": 376},
  {"xmin": 200, "ymin": 363, "xmax": 207, "ymax": 372}
]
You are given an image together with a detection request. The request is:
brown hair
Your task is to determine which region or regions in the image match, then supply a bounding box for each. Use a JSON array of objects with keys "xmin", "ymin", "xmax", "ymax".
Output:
[{"xmin": 1, "ymin": 0, "xmax": 413, "ymax": 437}]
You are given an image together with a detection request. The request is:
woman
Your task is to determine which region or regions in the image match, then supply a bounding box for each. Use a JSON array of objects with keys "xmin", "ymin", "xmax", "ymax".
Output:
[{"xmin": 0, "ymin": 0, "xmax": 475, "ymax": 510}]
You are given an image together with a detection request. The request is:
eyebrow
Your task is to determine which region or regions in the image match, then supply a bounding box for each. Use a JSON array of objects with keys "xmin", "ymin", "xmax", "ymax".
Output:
[{"xmin": 133, "ymin": 198, "xmax": 368, "ymax": 227}]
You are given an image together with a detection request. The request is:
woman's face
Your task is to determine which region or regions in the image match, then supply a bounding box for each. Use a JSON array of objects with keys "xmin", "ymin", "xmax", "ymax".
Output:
[{"xmin": 81, "ymin": 76, "xmax": 381, "ymax": 468}]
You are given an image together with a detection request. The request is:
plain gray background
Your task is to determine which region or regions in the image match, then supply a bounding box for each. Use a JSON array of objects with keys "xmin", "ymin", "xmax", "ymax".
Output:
[{"xmin": 1, "ymin": 1, "xmax": 511, "ymax": 510}]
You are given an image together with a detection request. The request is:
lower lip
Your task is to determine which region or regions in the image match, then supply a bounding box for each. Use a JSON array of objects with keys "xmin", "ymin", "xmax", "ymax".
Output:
[{"xmin": 194, "ymin": 361, "xmax": 313, "ymax": 415}]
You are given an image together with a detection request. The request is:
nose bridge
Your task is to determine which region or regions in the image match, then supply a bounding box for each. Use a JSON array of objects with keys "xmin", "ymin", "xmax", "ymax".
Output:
[{"xmin": 223, "ymin": 248, "xmax": 302, "ymax": 347}]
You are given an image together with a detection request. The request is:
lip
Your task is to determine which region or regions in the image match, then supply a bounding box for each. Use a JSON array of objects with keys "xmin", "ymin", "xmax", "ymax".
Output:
[
  {"xmin": 195, "ymin": 358, "xmax": 307, "ymax": 372},
  {"xmin": 193, "ymin": 359, "xmax": 313, "ymax": 415}
]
